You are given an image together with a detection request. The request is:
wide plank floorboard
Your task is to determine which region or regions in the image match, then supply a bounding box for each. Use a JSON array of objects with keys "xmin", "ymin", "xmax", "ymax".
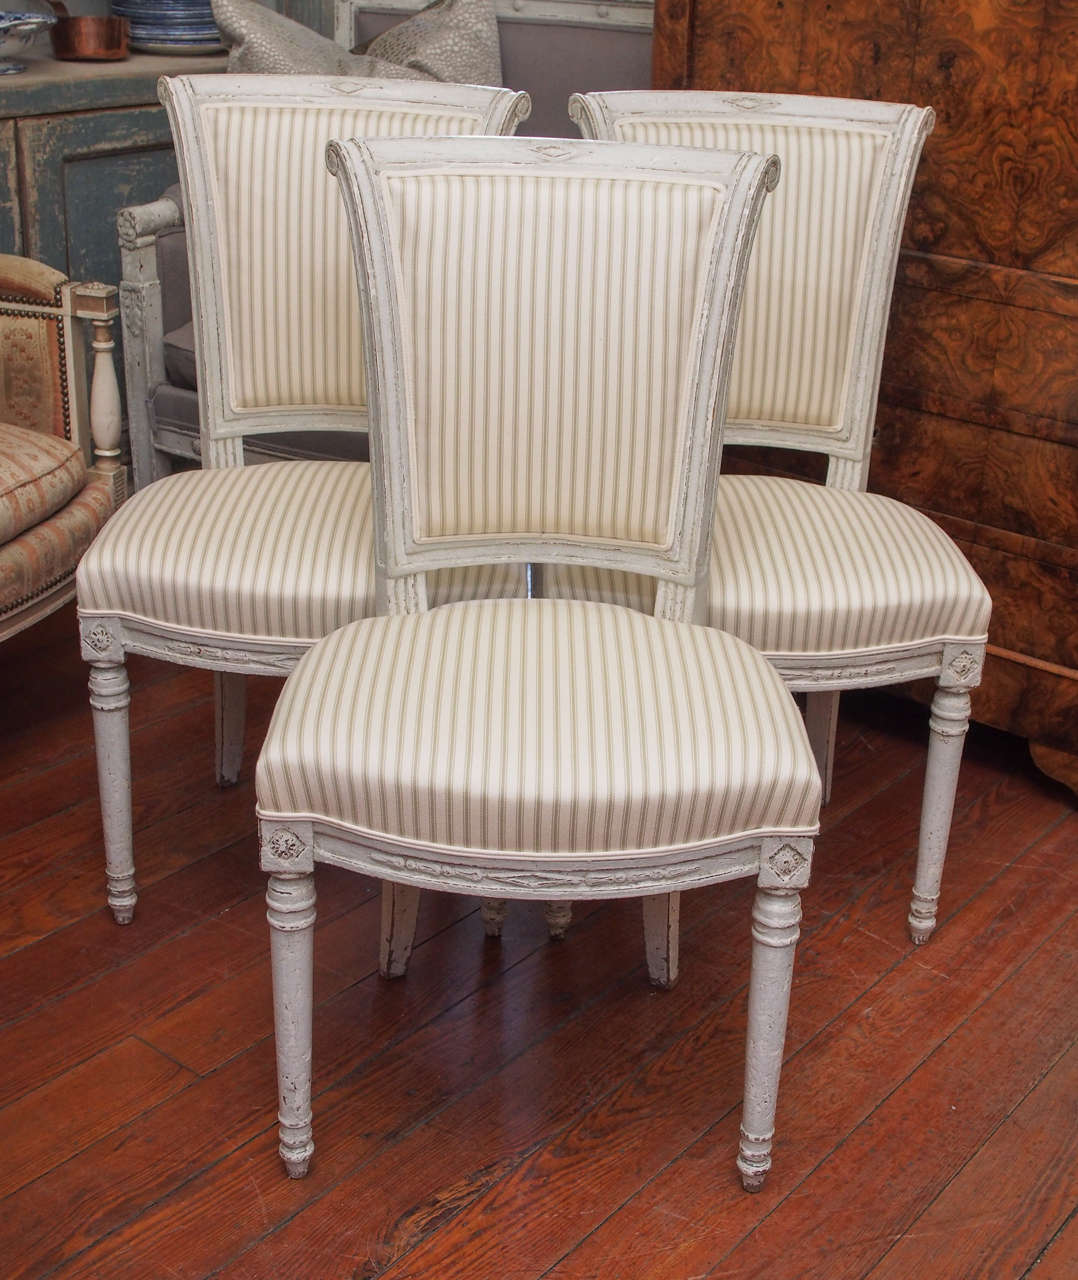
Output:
[{"xmin": 1, "ymin": 604, "xmax": 1074, "ymax": 1279}]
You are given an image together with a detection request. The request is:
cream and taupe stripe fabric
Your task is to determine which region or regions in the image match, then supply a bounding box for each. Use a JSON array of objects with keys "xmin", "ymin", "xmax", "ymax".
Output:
[
  {"xmin": 610, "ymin": 118, "xmax": 886, "ymax": 435},
  {"xmin": 386, "ymin": 171, "xmax": 722, "ymax": 548},
  {"xmin": 546, "ymin": 475, "xmax": 991, "ymax": 655},
  {"xmin": 202, "ymin": 103, "xmax": 494, "ymax": 415},
  {"xmin": 76, "ymin": 461, "xmax": 524, "ymax": 642},
  {"xmin": 256, "ymin": 599, "xmax": 821, "ymax": 853}
]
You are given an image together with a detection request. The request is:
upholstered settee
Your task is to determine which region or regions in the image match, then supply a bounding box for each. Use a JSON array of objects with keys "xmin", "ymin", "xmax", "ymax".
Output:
[{"xmin": 0, "ymin": 256, "xmax": 125, "ymax": 640}]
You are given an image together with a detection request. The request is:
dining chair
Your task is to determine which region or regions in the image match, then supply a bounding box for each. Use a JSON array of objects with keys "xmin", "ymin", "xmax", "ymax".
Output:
[
  {"xmin": 76, "ymin": 75, "xmax": 530, "ymax": 925},
  {"xmin": 540, "ymin": 91, "xmax": 991, "ymax": 983},
  {"xmin": 255, "ymin": 133, "xmax": 821, "ymax": 1191}
]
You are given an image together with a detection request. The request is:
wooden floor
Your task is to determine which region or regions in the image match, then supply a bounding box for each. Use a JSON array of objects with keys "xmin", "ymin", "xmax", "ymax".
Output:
[{"xmin": 2, "ymin": 604, "xmax": 1076, "ymax": 1279}]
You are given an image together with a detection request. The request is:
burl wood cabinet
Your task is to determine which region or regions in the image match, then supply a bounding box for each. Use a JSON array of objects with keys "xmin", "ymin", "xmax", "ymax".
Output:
[{"xmin": 654, "ymin": 0, "xmax": 1078, "ymax": 790}]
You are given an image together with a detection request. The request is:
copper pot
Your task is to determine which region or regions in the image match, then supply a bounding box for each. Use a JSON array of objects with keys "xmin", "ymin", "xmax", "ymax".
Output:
[{"xmin": 48, "ymin": 2, "xmax": 129, "ymax": 60}]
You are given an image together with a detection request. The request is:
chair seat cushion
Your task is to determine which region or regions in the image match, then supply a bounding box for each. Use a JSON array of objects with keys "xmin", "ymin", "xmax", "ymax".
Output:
[
  {"xmin": 1, "ymin": 473, "xmax": 117, "ymax": 618},
  {"xmin": 76, "ymin": 460, "xmax": 523, "ymax": 643},
  {"xmin": 547, "ymin": 476, "xmax": 992, "ymax": 657},
  {"xmin": 256, "ymin": 599, "xmax": 821, "ymax": 856},
  {"xmin": 0, "ymin": 421, "xmax": 87, "ymax": 544}
]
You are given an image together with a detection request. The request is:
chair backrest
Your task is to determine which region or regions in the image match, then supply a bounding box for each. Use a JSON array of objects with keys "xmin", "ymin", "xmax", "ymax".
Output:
[
  {"xmin": 0, "ymin": 255, "xmax": 91, "ymax": 458},
  {"xmin": 328, "ymin": 135, "xmax": 778, "ymax": 620},
  {"xmin": 159, "ymin": 75, "xmax": 531, "ymax": 469},
  {"xmin": 571, "ymin": 91, "xmax": 934, "ymax": 490}
]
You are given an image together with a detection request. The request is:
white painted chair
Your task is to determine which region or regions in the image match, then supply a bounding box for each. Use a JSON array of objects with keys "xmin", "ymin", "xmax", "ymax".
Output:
[
  {"xmin": 255, "ymin": 134, "xmax": 821, "ymax": 1192},
  {"xmin": 76, "ymin": 75, "xmax": 530, "ymax": 925},
  {"xmin": 539, "ymin": 91, "xmax": 992, "ymax": 982}
]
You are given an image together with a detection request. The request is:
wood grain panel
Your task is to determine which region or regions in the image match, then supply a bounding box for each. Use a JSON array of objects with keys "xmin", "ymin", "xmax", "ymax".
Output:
[
  {"xmin": 962, "ymin": 542, "xmax": 1078, "ymax": 669},
  {"xmin": 651, "ymin": 0, "xmax": 695, "ymax": 88},
  {"xmin": 971, "ymin": 649, "xmax": 1078, "ymax": 753},
  {"xmin": 870, "ymin": 403, "xmax": 988, "ymax": 522},
  {"xmin": 1020, "ymin": 0, "xmax": 1078, "ymax": 275},
  {"xmin": 909, "ymin": 0, "xmax": 1043, "ymax": 267},
  {"xmin": 690, "ymin": 0, "xmax": 805, "ymax": 92},
  {"xmin": 978, "ymin": 429, "xmax": 1078, "ymax": 544},
  {"xmin": 797, "ymin": 0, "xmax": 917, "ymax": 101},
  {"xmin": 896, "ymin": 249, "xmax": 1078, "ymax": 316},
  {"xmin": 882, "ymin": 282, "xmax": 999, "ymax": 413}
]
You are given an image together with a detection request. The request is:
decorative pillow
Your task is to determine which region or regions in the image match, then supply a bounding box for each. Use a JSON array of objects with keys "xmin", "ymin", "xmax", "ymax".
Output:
[
  {"xmin": 0, "ymin": 420, "xmax": 86, "ymax": 545},
  {"xmin": 366, "ymin": 0, "xmax": 501, "ymax": 87},
  {"xmin": 211, "ymin": 0, "xmax": 502, "ymax": 86}
]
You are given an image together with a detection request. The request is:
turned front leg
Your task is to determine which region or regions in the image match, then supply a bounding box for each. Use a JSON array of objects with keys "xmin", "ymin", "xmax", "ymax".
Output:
[
  {"xmin": 909, "ymin": 684, "xmax": 972, "ymax": 944},
  {"xmin": 738, "ymin": 886, "xmax": 802, "ymax": 1192},
  {"xmin": 267, "ymin": 871, "xmax": 317, "ymax": 1178},
  {"xmin": 88, "ymin": 661, "xmax": 136, "ymax": 924}
]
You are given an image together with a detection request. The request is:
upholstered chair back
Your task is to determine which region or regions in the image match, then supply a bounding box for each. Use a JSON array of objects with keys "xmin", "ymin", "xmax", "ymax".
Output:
[
  {"xmin": 571, "ymin": 92, "xmax": 934, "ymax": 489},
  {"xmin": 0, "ymin": 256, "xmax": 85, "ymax": 452},
  {"xmin": 329, "ymin": 136, "xmax": 778, "ymax": 618},
  {"xmin": 159, "ymin": 75, "xmax": 530, "ymax": 468}
]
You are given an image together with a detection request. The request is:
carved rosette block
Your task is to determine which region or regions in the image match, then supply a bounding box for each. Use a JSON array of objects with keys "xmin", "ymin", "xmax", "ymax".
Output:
[
  {"xmin": 80, "ymin": 618, "xmax": 122, "ymax": 664},
  {"xmin": 758, "ymin": 838, "xmax": 813, "ymax": 890},
  {"xmin": 260, "ymin": 823, "xmax": 314, "ymax": 874},
  {"xmin": 940, "ymin": 642, "xmax": 985, "ymax": 690}
]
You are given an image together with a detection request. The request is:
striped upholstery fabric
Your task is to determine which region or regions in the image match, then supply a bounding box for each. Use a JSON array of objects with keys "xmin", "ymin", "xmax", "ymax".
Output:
[
  {"xmin": 1, "ymin": 474, "xmax": 116, "ymax": 617},
  {"xmin": 607, "ymin": 117, "xmax": 886, "ymax": 435},
  {"xmin": 547, "ymin": 476, "xmax": 991, "ymax": 655},
  {"xmin": 0, "ymin": 421, "xmax": 86, "ymax": 543},
  {"xmin": 203, "ymin": 103, "xmax": 491, "ymax": 415},
  {"xmin": 256, "ymin": 599, "xmax": 821, "ymax": 853},
  {"xmin": 387, "ymin": 171, "xmax": 721, "ymax": 548},
  {"xmin": 76, "ymin": 460, "xmax": 524, "ymax": 642}
]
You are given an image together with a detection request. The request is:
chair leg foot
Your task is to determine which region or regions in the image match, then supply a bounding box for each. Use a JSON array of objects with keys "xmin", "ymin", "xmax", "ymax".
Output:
[
  {"xmin": 908, "ymin": 892, "xmax": 938, "ymax": 945},
  {"xmin": 481, "ymin": 897, "xmax": 507, "ymax": 938},
  {"xmin": 544, "ymin": 900, "xmax": 572, "ymax": 941},
  {"xmin": 281, "ymin": 1140, "xmax": 313, "ymax": 1179}
]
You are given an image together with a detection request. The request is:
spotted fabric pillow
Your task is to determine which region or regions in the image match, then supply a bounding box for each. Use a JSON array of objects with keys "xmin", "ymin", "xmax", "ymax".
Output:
[
  {"xmin": 212, "ymin": 0, "xmax": 502, "ymax": 86},
  {"xmin": 0, "ymin": 420, "xmax": 86, "ymax": 544}
]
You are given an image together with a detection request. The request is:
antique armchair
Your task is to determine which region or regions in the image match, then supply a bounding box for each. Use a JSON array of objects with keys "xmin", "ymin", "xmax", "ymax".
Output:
[
  {"xmin": 77, "ymin": 75, "xmax": 530, "ymax": 925},
  {"xmin": 256, "ymin": 133, "xmax": 821, "ymax": 1191},
  {"xmin": 0, "ymin": 255, "xmax": 125, "ymax": 642},
  {"xmin": 540, "ymin": 92, "xmax": 991, "ymax": 981}
]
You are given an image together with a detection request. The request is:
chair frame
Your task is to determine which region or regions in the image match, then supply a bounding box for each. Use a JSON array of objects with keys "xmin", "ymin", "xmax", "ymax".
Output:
[
  {"xmin": 0, "ymin": 258, "xmax": 125, "ymax": 641},
  {"xmin": 78, "ymin": 75, "xmax": 531, "ymax": 925},
  {"xmin": 567, "ymin": 91, "xmax": 985, "ymax": 959},
  {"xmin": 258, "ymin": 135, "xmax": 817, "ymax": 1192}
]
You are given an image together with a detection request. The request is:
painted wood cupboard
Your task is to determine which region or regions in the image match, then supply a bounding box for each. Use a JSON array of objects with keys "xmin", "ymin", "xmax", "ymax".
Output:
[{"xmin": 653, "ymin": 0, "xmax": 1078, "ymax": 791}]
